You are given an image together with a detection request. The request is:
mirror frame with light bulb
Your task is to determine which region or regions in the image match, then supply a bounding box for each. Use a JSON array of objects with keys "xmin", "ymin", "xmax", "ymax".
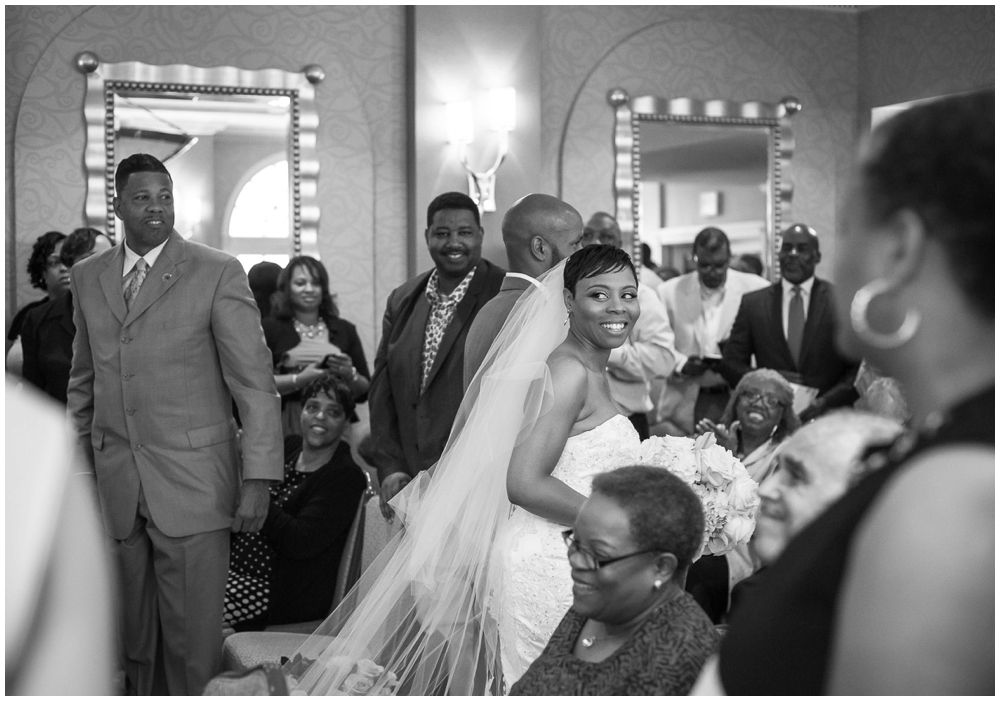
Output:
[{"xmin": 75, "ymin": 53, "xmax": 323, "ymax": 257}]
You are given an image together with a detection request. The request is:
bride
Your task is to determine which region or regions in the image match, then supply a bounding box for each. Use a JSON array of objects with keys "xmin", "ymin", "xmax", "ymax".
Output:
[{"xmin": 286, "ymin": 245, "xmax": 643, "ymax": 695}]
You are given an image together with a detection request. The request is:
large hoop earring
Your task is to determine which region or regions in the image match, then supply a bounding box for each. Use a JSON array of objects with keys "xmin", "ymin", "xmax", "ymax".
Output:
[{"xmin": 850, "ymin": 279, "xmax": 920, "ymax": 349}]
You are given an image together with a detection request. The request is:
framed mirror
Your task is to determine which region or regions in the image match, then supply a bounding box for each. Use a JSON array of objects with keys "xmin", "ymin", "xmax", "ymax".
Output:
[
  {"xmin": 608, "ymin": 89, "xmax": 800, "ymax": 280},
  {"xmin": 76, "ymin": 53, "xmax": 323, "ymax": 269}
]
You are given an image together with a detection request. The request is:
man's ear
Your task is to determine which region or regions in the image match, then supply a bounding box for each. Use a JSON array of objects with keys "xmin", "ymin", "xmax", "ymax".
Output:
[
  {"xmin": 530, "ymin": 236, "xmax": 547, "ymax": 262},
  {"xmin": 113, "ymin": 196, "xmax": 122, "ymax": 220}
]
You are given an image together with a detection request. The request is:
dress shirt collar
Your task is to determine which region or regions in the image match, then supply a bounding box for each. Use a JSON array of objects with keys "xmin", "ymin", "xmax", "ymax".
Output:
[
  {"xmin": 781, "ymin": 275, "xmax": 815, "ymax": 299},
  {"xmin": 122, "ymin": 237, "xmax": 168, "ymax": 277}
]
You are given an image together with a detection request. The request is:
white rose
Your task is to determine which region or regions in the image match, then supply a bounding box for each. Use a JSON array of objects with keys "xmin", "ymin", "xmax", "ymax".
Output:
[
  {"xmin": 728, "ymin": 476, "xmax": 760, "ymax": 513},
  {"xmin": 723, "ymin": 514, "xmax": 756, "ymax": 545},
  {"xmin": 355, "ymin": 660, "xmax": 384, "ymax": 679},
  {"xmin": 342, "ymin": 673, "xmax": 374, "ymax": 695},
  {"xmin": 699, "ymin": 446, "xmax": 738, "ymax": 487}
]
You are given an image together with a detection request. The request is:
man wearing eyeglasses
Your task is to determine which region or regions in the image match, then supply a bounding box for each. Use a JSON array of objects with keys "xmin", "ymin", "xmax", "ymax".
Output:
[{"xmin": 652, "ymin": 228, "xmax": 769, "ymax": 436}]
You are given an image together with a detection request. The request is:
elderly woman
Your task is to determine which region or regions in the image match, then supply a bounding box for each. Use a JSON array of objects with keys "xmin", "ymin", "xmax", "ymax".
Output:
[
  {"xmin": 713, "ymin": 91, "xmax": 994, "ymax": 694},
  {"xmin": 697, "ymin": 368, "xmax": 800, "ymax": 483},
  {"xmin": 687, "ymin": 369, "xmax": 801, "ymax": 621},
  {"xmin": 224, "ymin": 377, "xmax": 366, "ymax": 630},
  {"xmin": 262, "ymin": 256, "xmax": 370, "ymax": 436},
  {"xmin": 19, "ymin": 228, "xmax": 112, "ymax": 403},
  {"xmin": 510, "ymin": 465, "xmax": 718, "ymax": 696}
]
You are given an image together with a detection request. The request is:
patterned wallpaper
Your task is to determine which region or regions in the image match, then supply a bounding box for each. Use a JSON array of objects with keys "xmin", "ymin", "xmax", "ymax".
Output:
[
  {"xmin": 6, "ymin": 5, "xmax": 407, "ymax": 357},
  {"xmin": 539, "ymin": 6, "xmax": 859, "ymax": 278}
]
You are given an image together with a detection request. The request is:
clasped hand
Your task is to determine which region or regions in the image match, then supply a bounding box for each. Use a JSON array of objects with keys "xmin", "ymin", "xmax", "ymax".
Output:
[{"xmin": 695, "ymin": 418, "xmax": 739, "ymax": 454}]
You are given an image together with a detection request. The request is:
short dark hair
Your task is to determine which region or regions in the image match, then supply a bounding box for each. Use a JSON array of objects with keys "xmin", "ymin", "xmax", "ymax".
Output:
[
  {"xmin": 27, "ymin": 230, "xmax": 66, "ymax": 290},
  {"xmin": 115, "ymin": 153, "xmax": 171, "ymax": 197},
  {"xmin": 563, "ymin": 244, "xmax": 637, "ymax": 295},
  {"xmin": 60, "ymin": 228, "xmax": 110, "ymax": 267},
  {"xmin": 720, "ymin": 368, "xmax": 801, "ymax": 443},
  {"xmin": 301, "ymin": 375, "xmax": 355, "ymax": 419},
  {"xmin": 426, "ymin": 192, "xmax": 481, "ymax": 229},
  {"xmin": 247, "ymin": 261, "xmax": 283, "ymax": 318},
  {"xmin": 693, "ymin": 227, "xmax": 730, "ymax": 257},
  {"xmin": 273, "ymin": 256, "xmax": 339, "ymax": 320},
  {"xmin": 862, "ymin": 90, "xmax": 993, "ymax": 317},
  {"xmin": 592, "ymin": 465, "xmax": 705, "ymax": 569},
  {"xmin": 736, "ymin": 253, "xmax": 764, "ymax": 276}
]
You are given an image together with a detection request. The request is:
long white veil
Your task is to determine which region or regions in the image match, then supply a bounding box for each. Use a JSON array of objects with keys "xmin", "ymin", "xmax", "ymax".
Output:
[{"xmin": 284, "ymin": 261, "xmax": 570, "ymax": 695}]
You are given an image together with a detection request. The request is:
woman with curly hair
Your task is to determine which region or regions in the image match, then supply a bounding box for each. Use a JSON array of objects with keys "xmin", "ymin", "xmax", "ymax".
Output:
[{"xmin": 6, "ymin": 231, "xmax": 68, "ymax": 368}]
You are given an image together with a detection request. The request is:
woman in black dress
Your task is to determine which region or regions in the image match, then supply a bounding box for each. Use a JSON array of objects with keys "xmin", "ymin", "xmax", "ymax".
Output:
[
  {"xmin": 224, "ymin": 377, "xmax": 367, "ymax": 629},
  {"xmin": 711, "ymin": 90, "xmax": 993, "ymax": 694},
  {"xmin": 511, "ymin": 466, "xmax": 718, "ymax": 696},
  {"xmin": 262, "ymin": 256, "xmax": 370, "ymax": 436}
]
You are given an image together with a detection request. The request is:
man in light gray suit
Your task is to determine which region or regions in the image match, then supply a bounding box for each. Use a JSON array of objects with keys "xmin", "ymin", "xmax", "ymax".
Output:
[{"xmin": 67, "ymin": 154, "xmax": 283, "ymax": 695}]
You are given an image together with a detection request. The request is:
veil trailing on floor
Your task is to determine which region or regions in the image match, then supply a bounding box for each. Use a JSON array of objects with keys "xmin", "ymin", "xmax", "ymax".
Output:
[{"xmin": 284, "ymin": 261, "xmax": 570, "ymax": 695}]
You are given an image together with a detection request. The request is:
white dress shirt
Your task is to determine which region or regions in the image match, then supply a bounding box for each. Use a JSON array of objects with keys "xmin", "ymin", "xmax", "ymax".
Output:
[{"xmin": 122, "ymin": 238, "xmax": 168, "ymax": 278}]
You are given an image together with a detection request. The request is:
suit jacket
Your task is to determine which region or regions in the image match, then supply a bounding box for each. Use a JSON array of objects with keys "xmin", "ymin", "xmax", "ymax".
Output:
[
  {"xmin": 67, "ymin": 232, "xmax": 284, "ymax": 539},
  {"xmin": 462, "ymin": 274, "xmax": 532, "ymax": 388},
  {"xmin": 719, "ymin": 278, "xmax": 858, "ymax": 409},
  {"xmin": 20, "ymin": 291, "xmax": 76, "ymax": 403},
  {"xmin": 652, "ymin": 270, "xmax": 769, "ymax": 431},
  {"xmin": 369, "ymin": 258, "xmax": 506, "ymax": 481}
]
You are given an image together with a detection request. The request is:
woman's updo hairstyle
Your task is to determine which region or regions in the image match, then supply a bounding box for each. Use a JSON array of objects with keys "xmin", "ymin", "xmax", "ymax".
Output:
[
  {"xmin": 860, "ymin": 89, "xmax": 993, "ymax": 318},
  {"xmin": 563, "ymin": 244, "xmax": 637, "ymax": 295}
]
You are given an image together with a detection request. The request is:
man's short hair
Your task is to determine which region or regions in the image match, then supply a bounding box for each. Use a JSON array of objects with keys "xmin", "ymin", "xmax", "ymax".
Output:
[
  {"xmin": 692, "ymin": 227, "xmax": 730, "ymax": 257},
  {"xmin": 426, "ymin": 192, "xmax": 481, "ymax": 229},
  {"xmin": 115, "ymin": 154, "xmax": 171, "ymax": 197}
]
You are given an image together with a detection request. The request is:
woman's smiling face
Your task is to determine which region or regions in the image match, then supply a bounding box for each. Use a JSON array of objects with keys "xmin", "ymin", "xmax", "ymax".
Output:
[
  {"xmin": 564, "ymin": 267, "xmax": 639, "ymax": 350},
  {"xmin": 735, "ymin": 375, "xmax": 785, "ymax": 436}
]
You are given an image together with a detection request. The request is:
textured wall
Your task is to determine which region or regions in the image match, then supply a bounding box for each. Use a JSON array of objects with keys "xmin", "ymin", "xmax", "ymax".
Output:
[
  {"xmin": 539, "ymin": 6, "xmax": 859, "ymax": 279},
  {"xmin": 858, "ymin": 5, "xmax": 995, "ymax": 128},
  {"xmin": 6, "ymin": 5, "xmax": 407, "ymax": 358}
]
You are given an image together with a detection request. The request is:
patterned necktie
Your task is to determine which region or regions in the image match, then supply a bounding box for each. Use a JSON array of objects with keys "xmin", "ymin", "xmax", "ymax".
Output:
[
  {"xmin": 124, "ymin": 258, "xmax": 148, "ymax": 310},
  {"xmin": 787, "ymin": 285, "xmax": 804, "ymax": 364}
]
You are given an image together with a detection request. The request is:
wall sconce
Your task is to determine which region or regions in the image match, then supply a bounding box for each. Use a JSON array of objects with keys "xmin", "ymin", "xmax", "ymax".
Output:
[{"xmin": 446, "ymin": 87, "xmax": 515, "ymax": 213}]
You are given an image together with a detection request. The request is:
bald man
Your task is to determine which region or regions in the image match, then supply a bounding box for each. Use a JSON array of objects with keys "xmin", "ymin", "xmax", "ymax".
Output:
[
  {"xmin": 582, "ymin": 212, "xmax": 661, "ymax": 288},
  {"xmin": 463, "ymin": 194, "xmax": 584, "ymax": 386}
]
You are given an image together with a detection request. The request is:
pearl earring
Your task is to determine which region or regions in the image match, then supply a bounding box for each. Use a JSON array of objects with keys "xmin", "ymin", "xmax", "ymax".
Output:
[{"xmin": 653, "ymin": 579, "xmax": 663, "ymax": 591}]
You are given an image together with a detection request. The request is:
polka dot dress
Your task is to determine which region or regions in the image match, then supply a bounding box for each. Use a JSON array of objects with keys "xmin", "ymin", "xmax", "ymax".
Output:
[{"xmin": 223, "ymin": 453, "xmax": 308, "ymax": 626}]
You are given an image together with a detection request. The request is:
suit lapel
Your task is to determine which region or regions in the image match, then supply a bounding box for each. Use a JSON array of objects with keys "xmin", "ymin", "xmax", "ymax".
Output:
[
  {"xmin": 398, "ymin": 279, "xmax": 431, "ymax": 399},
  {"xmin": 423, "ymin": 263, "xmax": 485, "ymax": 391},
  {"xmin": 800, "ymin": 279, "xmax": 828, "ymax": 367},
  {"xmin": 123, "ymin": 232, "xmax": 185, "ymax": 326},
  {"xmin": 98, "ymin": 244, "xmax": 128, "ymax": 325}
]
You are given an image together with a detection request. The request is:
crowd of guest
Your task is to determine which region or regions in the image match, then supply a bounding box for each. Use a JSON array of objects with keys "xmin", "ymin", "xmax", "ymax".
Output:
[{"xmin": 5, "ymin": 90, "xmax": 992, "ymax": 695}]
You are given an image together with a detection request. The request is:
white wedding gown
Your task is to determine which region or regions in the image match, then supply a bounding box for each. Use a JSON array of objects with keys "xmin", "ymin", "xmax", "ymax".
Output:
[{"xmin": 493, "ymin": 414, "xmax": 642, "ymax": 687}]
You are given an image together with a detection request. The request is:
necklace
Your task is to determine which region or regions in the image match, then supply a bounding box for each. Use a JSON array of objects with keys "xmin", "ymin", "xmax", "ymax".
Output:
[
  {"xmin": 294, "ymin": 318, "xmax": 326, "ymax": 339},
  {"xmin": 579, "ymin": 592, "xmax": 680, "ymax": 647}
]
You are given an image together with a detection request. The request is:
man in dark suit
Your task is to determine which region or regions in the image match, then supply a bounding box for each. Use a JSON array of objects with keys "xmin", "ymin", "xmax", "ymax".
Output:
[
  {"xmin": 370, "ymin": 192, "xmax": 505, "ymax": 516},
  {"xmin": 463, "ymin": 193, "xmax": 584, "ymax": 387},
  {"xmin": 720, "ymin": 224, "xmax": 858, "ymax": 421},
  {"xmin": 67, "ymin": 154, "xmax": 283, "ymax": 695}
]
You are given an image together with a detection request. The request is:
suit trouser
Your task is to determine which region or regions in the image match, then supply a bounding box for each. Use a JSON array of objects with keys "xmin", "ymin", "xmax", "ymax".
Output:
[{"xmin": 116, "ymin": 485, "xmax": 228, "ymax": 695}]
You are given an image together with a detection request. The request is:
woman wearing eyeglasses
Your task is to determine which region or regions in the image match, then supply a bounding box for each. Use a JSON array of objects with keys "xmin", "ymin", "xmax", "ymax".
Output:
[
  {"xmin": 510, "ymin": 465, "xmax": 718, "ymax": 695},
  {"xmin": 222, "ymin": 376, "xmax": 366, "ymax": 631},
  {"xmin": 689, "ymin": 369, "xmax": 800, "ymax": 622}
]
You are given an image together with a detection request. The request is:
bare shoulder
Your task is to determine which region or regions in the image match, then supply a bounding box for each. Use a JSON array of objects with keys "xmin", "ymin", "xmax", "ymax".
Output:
[{"xmin": 546, "ymin": 348, "xmax": 590, "ymax": 404}]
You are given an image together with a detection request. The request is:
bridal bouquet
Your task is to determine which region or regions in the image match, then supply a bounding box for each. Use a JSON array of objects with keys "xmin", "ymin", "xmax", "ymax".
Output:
[{"xmin": 639, "ymin": 432, "xmax": 760, "ymax": 558}]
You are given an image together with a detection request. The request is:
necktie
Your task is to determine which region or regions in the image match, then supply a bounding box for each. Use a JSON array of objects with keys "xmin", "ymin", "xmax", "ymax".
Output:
[
  {"xmin": 124, "ymin": 258, "xmax": 148, "ymax": 310},
  {"xmin": 787, "ymin": 285, "xmax": 804, "ymax": 364}
]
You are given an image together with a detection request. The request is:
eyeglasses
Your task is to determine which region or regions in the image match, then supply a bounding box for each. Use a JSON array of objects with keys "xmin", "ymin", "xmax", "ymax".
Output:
[
  {"xmin": 302, "ymin": 401, "xmax": 345, "ymax": 419},
  {"xmin": 739, "ymin": 390, "xmax": 782, "ymax": 408},
  {"xmin": 561, "ymin": 530, "xmax": 660, "ymax": 571}
]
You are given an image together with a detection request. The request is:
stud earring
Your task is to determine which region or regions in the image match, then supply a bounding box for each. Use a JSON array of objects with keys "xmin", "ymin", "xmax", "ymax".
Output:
[{"xmin": 653, "ymin": 579, "xmax": 663, "ymax": 591}]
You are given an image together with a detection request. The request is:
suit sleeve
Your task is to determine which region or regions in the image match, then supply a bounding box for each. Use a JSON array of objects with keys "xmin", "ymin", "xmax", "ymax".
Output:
[
  {"xmin": 65, "ymin": 274, "xmax": 96, "ymax": 467},
  {"xmin": 607, "ymin": 286, "xmax": 677, "ymax": 381},
  {"xmin": 719, "ymin": 296, "xmax": 754, "ymax": 387},
  {"xmin": 210, "ymin": 258, "xmax": 283, "ymax": 482},
  {"xmin": 368, "ymin": 291, "xmax": 407, "ymax": 483}
]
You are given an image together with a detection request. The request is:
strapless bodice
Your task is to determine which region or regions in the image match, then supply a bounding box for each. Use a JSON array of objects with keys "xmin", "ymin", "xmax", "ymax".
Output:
[{"xmin": 551, "ymin": 414, "xmax": 642, "ymax": 494}]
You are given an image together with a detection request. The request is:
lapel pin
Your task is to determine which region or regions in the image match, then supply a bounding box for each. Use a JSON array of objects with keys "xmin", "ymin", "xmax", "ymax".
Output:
[{"xmin": 162, "ymin": 273, "xmax": 173, "ymax": 281}]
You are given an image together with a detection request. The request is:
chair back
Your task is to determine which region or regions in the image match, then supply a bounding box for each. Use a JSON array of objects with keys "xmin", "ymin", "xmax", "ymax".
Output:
[{"xmin": 330, "ymin": 469, "xmax": 376, "ymax": 611}]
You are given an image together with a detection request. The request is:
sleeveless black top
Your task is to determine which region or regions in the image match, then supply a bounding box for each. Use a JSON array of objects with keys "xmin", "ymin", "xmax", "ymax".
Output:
[{"xmin": 719, "ymin": 387, "xmax": 995, "ymax": 694}]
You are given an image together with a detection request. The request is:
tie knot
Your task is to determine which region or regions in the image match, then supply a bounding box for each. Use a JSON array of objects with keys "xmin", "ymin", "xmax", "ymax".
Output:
[
  {"xmin": 135, "ymin": 258, "xmax": 147, "ymax": 273},
  {"xmin": 792, "ymin": 285, "xmax": 801, "ymax": 295}
]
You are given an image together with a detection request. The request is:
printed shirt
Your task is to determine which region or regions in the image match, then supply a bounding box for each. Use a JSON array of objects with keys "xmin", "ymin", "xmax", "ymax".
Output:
[{"xmin": 419, "ymin": 267, "xmax": 476, "ymax": 393}]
